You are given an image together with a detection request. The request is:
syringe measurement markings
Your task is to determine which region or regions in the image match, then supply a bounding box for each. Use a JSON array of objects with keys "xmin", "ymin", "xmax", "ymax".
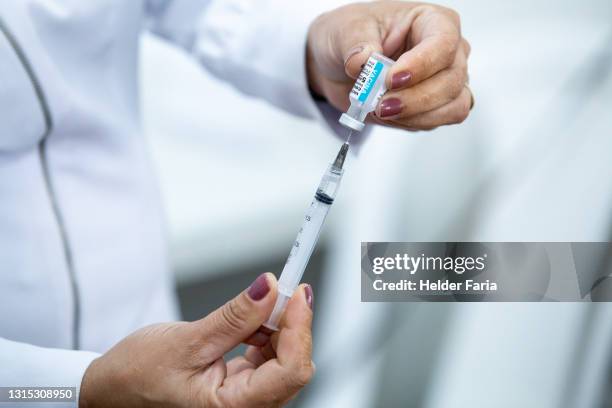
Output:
[{"xmin": 263, "ymin": 143, "xmax": 348, "ymax": 331}]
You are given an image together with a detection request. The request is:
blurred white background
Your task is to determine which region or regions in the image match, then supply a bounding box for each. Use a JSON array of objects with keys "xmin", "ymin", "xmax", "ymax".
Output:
[{"xmin": 140, "ymin": 1, "xmax": 612, "ymax": 406}]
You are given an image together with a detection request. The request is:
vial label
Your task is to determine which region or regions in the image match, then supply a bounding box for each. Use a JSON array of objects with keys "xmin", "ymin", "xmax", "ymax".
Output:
[{"xmin": 350, "ymin": 57, "xmax": 384, "ymax": 103}]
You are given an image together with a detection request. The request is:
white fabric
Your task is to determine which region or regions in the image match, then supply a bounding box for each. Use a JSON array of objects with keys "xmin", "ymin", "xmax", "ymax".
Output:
[
  {"xmin": 0, "ymin": 0, "xmax": 338, "ymax": 396},
  {"xmin": 0, "ymin": 338, "xmax": 99, "ymax": 403}
]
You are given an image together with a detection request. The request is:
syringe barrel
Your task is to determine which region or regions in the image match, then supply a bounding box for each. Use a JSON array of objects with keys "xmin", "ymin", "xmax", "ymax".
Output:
[
  {"xmin": 263, "ymin": 165, "xmax": 343, "ymax": 331},
  {"xmin": 339, "ymin": 52, "xmax": 394, "ymax": 132}
]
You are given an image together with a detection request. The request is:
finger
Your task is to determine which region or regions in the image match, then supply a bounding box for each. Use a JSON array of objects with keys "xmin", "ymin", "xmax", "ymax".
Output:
[
  {"xmin": 269, "ymin": 283, "xmax": 314, "ymax": 377},
  {"xmin": 389, "ymin": 86, "xmax": 473, "ymax": 130},
  {"xmin": 387, "ymin": 6, "xmax": 461, "ymax": 90},
  {"xmin": 377, "ymin": 47, "xmax": 467, "ymax": 119},
  {"xmin": 254, "ymin": 282, "xmax": 312, "ymax": 357},
  {"xmin": 244, "ymin": 346, "xmax": 269, "ymax": 367},
  {"xmin": 217, "ymin": 284, "xmax": 315, "ymax": 407},
  {"xmin": 227, "ymin": 356, "xmax": 257, "ymax": 376},
  {"xmin": 244, "ymin": 329, "xmax": 271, "ymax": 347},
  {"xmin": 198, "ymin": 357, "xmax": 227, "ymax": 402},
  {"xmin": 186, "ymin": 273, "xmax": 278, "ymax": 363},
  {"xmin": 462, "ymin": 38, "xmax": 471, "ymax": 58},
  {"xmin": 334, "ymin": 19, "xmax": 383, "ymax": 79},
  {"xmin": 260, "ymin": 340, "xmax": 277, "ymax": 361}
]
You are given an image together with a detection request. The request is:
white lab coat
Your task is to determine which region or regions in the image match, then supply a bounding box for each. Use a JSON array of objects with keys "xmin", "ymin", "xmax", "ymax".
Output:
[{"xmin": 0, "ymin": 0, "xmax": 333, "ymax": 397}]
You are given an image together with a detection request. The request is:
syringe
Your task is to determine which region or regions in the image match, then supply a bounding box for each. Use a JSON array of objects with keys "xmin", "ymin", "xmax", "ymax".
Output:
[
  {"xmin": 263, "ymin": 143, "xmax": 349, "ymax": 331},
  {"xmin": 263, "ymin": 52, "xmax": 392, "ymax": 330}
]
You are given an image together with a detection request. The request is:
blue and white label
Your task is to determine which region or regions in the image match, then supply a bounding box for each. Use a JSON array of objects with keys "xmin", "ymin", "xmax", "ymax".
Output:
[{"xmin": 351, "ymin": 58, "xmax": 384, "ymax": 103}]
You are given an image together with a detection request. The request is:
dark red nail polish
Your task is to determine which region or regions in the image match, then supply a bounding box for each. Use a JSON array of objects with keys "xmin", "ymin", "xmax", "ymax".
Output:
[
  {"xmin": 379, "ymin": 98, "xmax": 402, "ymax": 118},
  {"xmin": 391, "ymin": 71, "xmax": 412, "ymax": 89},
  {"xmin": 304, "ymin": 284, "xmax": 314, "ymax": 310},
  {"xmin": 248, "ymin": 274, "xmax": 270, "ymax": 301}
]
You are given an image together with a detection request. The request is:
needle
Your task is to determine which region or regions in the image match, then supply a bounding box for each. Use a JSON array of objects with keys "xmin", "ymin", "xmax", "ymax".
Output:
[{"xmin": 345, "ymin": 130, "xmax": 353, "ymax": 144}]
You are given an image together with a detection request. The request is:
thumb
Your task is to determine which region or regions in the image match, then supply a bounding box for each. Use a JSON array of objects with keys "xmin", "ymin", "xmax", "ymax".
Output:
[
  {"xmin": 189, "ymin": 273, "xmax": 278, "ymax": 361},
  {"xmin": 339, "ymin": 23, "xmax": 383, "ymax": 79}
]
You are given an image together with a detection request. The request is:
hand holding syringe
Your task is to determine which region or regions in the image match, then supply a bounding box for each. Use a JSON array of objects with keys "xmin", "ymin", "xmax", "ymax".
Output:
[{"xmin": 263, "ymin": 53, "xmax": 394, "ymax": 330}]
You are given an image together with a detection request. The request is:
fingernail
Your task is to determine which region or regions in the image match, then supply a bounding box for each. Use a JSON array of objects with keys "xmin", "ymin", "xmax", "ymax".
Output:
[
  {"xmin": 344, "ymin": 46, "xmax": 364, "ymax": 67},
  {"xmin": 304, "ymin": 284, "xmax": 314, "ymax": 310},
  {"xmin": 378, "ymin": 98, "xmax": 402, "ymax": 118},
  {"xmin": 391, "ymin": 71, "xmax": 412, "ymax": 89},
  {"xmin": 248, "ymin": 273, "xmax": 270, "ymax": 301}
]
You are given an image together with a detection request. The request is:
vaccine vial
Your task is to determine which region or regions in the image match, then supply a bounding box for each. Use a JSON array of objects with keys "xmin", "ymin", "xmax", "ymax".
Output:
[{"xmin": 339, "ymin": 52, "xmax": 394, "ymax": 132}]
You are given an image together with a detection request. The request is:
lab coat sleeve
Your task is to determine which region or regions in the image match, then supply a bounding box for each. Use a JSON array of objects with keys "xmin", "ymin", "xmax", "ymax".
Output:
[
  {"xmin": 0, "ymin": 337, "xmax": 99, "ymax": 402},
  {"xmin": 144, "ymin": 0, "xmax": 342, "ymax": 122}
]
